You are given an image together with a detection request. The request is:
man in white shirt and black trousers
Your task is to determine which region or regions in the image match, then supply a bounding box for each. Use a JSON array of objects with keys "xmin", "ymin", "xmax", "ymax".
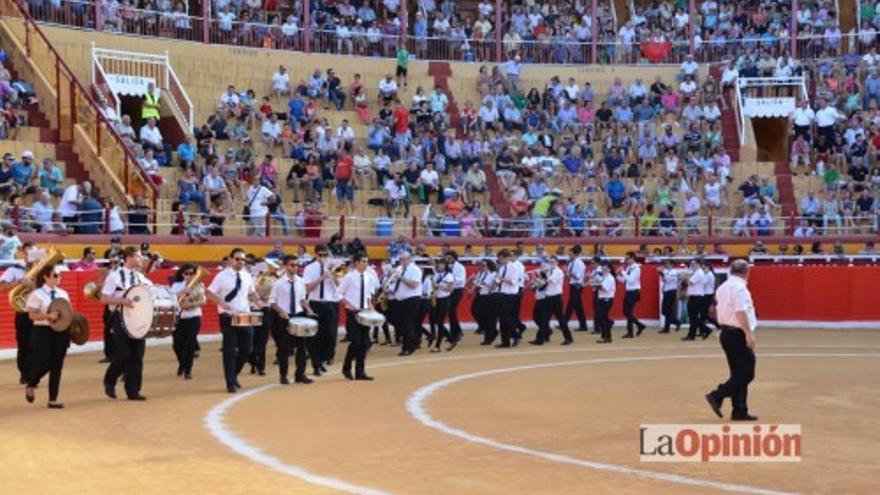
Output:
[
  {"xmin": 532, "ymin": 257, "xmax": 573, "ymax": 345},
  {"xmin": 588, "ymin": 256, "xmax": 608, "ymax": 335},
  {"xmin": 269, "ymin": 254, "xmax": 315, "ymax": 385},
  {"xmin": 101, "ymin": 246, "xmax": 152, "ymax": 401},
  {"xmin": 510, "ymin": 251, "xmax": 527, "ymax": 339},
  {"xmin": 392, "ymin": 251, "xmax": 422, "ymax": 355},
  {"xmin": 495, "ymin": 249, "xmax": 522, "ymax": 348},
  {"xmin": 593, "ymin": 261, "xmax": 616, "ymax": 344},
  {"xmin": 207, "ymin": 248, "xmax": 259, "ymax": 393},
  {"xmin": 303, "ymin": 244, "xmax": 340, "ymax": 373},
  {"xmin": 337, "ymin": 253, "xmax": 377, "ymax": 380},
  {"xmin": 682, "ymin": 259, "xmax": 707, "ymax": 341},
  {"xmin": 445, "ymin": 250, "xmax": 466, "ymax": 343},
  {"xmin": 617, "ymin": 252, "xmax": 646, "ymax": 338},
  {"xmin": 657, "ymin": 259, "xmax": 681, "ymax": 333},
  {"xmin": 705, "ymin": 260, "xmax": 759, "ymax": 421},
  {"xmin": 562, "ymin": 245, "xmax": 589, "ymax": 332},
  {"xmin": 0, "ymin": 243, "xmax": 36, "ymax": 384}
]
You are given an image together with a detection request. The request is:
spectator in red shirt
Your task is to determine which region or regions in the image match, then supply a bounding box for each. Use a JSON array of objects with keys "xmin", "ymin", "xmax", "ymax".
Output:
[
  {"xmin": 393, "ymin": 98, "xmax": 409, "ymax": 136},
  {"xmin": 442, "ymin": 191, "xmax": 466, "ymax": 218},
  {"xmin": 335, "ymin": 143, "xmax": 355, "ymax": 215}
]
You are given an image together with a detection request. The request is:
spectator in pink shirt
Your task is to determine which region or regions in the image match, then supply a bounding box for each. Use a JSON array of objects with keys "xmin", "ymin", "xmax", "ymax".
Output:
[
  {"xmin": 257, "ymin": 154, "xmax": 278, "ymax": 188},
  {"xmin": 68, "ymin": 247, "xmax": 99, "ymax": 271}
]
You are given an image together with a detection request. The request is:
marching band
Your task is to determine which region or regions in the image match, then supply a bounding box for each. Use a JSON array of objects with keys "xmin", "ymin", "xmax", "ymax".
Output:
[{"xmin": 2, "ymin": 239, "xmax": 734, "ymax": 408}]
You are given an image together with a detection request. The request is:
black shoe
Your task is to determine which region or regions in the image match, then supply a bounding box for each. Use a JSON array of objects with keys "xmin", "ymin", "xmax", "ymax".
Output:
[
  {"xmin": 25, "ymin": 387, "xmax": 35, "ymax": 404},
  {"xmin": 622, "ymin": 333, "xmax": 634, "ymax": 339},
  {"xmin": 475, "ymin": 329, "xmax": 484, "ymax": 334},
  {"xmin": 512, "ymin": 337, "xmax": 521, "ymax": 347},
  {"xmin": 104, "ymin": 382, "xmax": 117, "ymax": 399},
  {"xmin": 637, "ymin": 325, "xmax": 646, "ymax": 336},
  {"xmin": 701, "ymin": 331, "xmax": 712, "ymax": 340},
  {"xmin": 325, "ymin": 359, "xmax": 334, "ymax": 366},
  {"xmin": 658, "ymin": 329, "xmax": 670, "ymax": 334},
  {"xmin": 342, "ymin": 370, "xmax": 354, "ymax": 380},
  {"xmin": 528, "ymin": 340, "xmax": 544, "ymax": 345},
  {"xmin": 184, "ymin": 373, "xmax": 192, "ymax": 380},
  {"xmin": 561, "ymin": 339, "xmax": 574, "ymax": 345},
  {"xmin": 177, "ymin": 366, "xmax": 183, "ymax": 377},
  {"xmin": 99, "ymin": 357, "xmax": 111, "ymax": 364},
  {"xmin": 447, "ymin": 341, "xmax": 458, "ymax": 351},
  {"xmin": 589, "ymin": 330, "xmax": 601, "ymax": 335},
  {"xmin": 19, "ymin": 377, "xmax": 27, "ymax": 385},
  {"xmin": 250, "ymin": 365, "xmax": 256, "ymax": 375},
  {"xmin": 354, "ymin": 374, "xmax": 374, "ymax": 381},
  {"xmin": 596, "ymin": 339, "xmax": 612, "ymax": 344},
  {"xmin": 258, "ymin": 369, "xmax": 267, "ymax": 376},
  {"xmin": 681, "ymin": 336, "xmax": 696, "ymax": 341},
  {"xmin": 576, "ymin": 328, "xmax": 589, "ymax": 332},
  {"xmin": 227, "ymin": 385, "xmax": 237, "ymax": 393},
  {"xmin": 731, "ymin": 413, "xmax": 759, "ymax": 421},
  {"xmin": 47, "ymin": 402, "xmax": 64, "ymax": 409},
  {"xmin": 675, "ymin": 324, "xmax": 682, "ymax": 332},
  {"xmin": 295, "ymin": 376, "xmax": 314, "ymax": 384},
  {"xmin": 313, "ymin": 368, "xmax": 323, "ymax": 377},
  {"xmin": 397, "ymin": 350, "xmax": 412, "ymax": 356},
  {"xmin": 127, "ymin": 394, "xmax": 147, "ymax": 401},
  {"xmin": 705, "ymin": 393, "xmax": 723, "ymax": 418},
  {"xmin": 340, "ymin": 337, "xmax": 351, "ymax": 343},
  {"xmin": 193, "ymin": 351, "xmax": 200, "ymax": 359},
  {"xmin": 280, "ymin": 377, "xmax": 290, "ymax": 385},
  {"xmin": 494, "ymin": 343, "xmax": 511, "ymax": 348}
]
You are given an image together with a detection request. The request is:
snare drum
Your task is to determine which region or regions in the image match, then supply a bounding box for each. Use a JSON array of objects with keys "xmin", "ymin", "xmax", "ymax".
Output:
[
  {"xmin": 355, "ymin": 309, "xmax": 386, "ymax": 327},
  {"xmin": 231, "ymin": 311, "xmax": 263, "ymax": 327},
  {"xmin": 122, "ymin": 285, "xmax": 179, "ymax": 339},
  {"xmin": 288, "ymin": 316, "xmax": 318, "ymax": 337}
]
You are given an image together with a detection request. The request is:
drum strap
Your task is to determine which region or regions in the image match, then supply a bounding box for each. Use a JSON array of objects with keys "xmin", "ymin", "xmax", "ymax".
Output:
[
  {"xmin": 225, "ymin": 272, "xmax": 242, "ymax": 302},
  {"xmin": 360, "ymin": 272, "xmax": 365, "ymax": 310},
  {"xmin": 289, "ymin": 279, "xmax": 296, "ymax": 316}
]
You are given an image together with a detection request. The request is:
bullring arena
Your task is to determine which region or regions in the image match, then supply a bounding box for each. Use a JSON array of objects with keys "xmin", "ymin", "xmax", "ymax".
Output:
[{"xmin": 1, "ymin": 0, "xmax": 880, "ymax": 492}]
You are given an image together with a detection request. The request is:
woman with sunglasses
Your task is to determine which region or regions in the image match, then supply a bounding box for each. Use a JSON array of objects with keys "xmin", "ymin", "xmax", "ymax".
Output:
[
  {"xmin": 171, "ymin": 264, "xmax": 205, "ymax": 379},
  {"xmin": 24, "ymin": 263, "xmax": 70, "ymax": 408}
]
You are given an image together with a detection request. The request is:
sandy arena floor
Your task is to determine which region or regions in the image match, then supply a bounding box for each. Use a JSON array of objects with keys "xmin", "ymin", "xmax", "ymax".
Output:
[{"xmin": 0, "ymin": 328, "xmax": 877, "ymax": 495}]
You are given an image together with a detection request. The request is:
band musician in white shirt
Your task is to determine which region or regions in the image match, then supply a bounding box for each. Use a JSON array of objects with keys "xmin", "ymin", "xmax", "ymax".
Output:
[
  {"xmin": 531, "ymin": 257, "xmax": 573, "ymax": 345},
  {"xmin": 616, "ymin": 252, "xmax": 646, "ymax": 338},
  {"xmin": 336, "ymin": 253, "xmax": 377, "ymax": 380},
  {"xmin": 269, "ymin": 254, "xmax": 316, "ymax": 385}
]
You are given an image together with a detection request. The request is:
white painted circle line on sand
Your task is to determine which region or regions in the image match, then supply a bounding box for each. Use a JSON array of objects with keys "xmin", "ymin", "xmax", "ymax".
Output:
[{"xmin": 406, "ymin": 353, "xmax": 880, "ymax": 495}]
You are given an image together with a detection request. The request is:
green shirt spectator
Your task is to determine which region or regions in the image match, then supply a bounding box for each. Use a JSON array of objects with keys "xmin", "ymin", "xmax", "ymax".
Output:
[
  {"xmin": 38, "ymin": 159, "xmax": 64, "ymax": 195},
  {"xmin": 533, "ymin": 193, "xmax": 556, "ymax": 216}
]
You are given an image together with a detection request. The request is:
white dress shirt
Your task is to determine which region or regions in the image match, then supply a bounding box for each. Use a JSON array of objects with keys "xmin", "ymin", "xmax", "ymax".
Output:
[
  {"xmin": 392, "ymin": 263, "xmax": 422, "ymax": 300},
  {"xmin": 686, "ymin": 269, "xmax": 705, "ymax": 297},
  {"xmin": 207, "ymin": 267, "xmax": 256, "ymax": 315},
  {"xmin": 618, "ymin": 263, "xmax": 642, "ymax": 291},
  {"xmin": 477, "ymin": 271, "xmax": 495, "ymax": 295},
  {"xmin": 0, "ymin": 264, "xmax": 26, "ymax": 284},
  {"xmin": 245, "ymin": 185, "xmax": 274, "ymax": 218},
  {"xmin": 102, "ymin": 267, "xmax": 153, "ymax": 310},
  {"xmin": 497, "ymin": 263, "xmax": 519, "ymax": 295},
  {"xmin": 511, "ymin": 259, "xmax": 525, "ymax": 290},
  {"xmin": 660, "ymin": 268, "xmax": 679, "ymax": 292},
  {"xmin": 792, "ymin": 107, "xmax": 815, "ymax": 126},
  {"xmin": 171, "ymin": 280, "xmax": 203, "ymax": 319},
  {"xmin": 421, "ymin": 277, "xmax": 434, "ymax": 299},
  {"xmin": 268, "ymin": 273, "xmax": 307, "ymax": 316},
  {"xmin": 715, "ymin": 275, "xmax": 757, "ymax": 332},
  {"xmin": 58, "ymin": 185, "xmax": 81, "ymax": 217},
  {"xmin": 815, "ymin": 106, "xmax": 840, "ymax": 127},
  {"xmin": 302, "ymin": 260, "xmax": 340, "ymax": 302},
  {"xmin": 27, "ymin": 286, "xmax": 70, "ymax": 326},
  {"xmin": 568, "ymin": 258, "xmax": 586, "ymax": 286},
  {"xmin": 701, "ymin": 268, "xmax": 716, "ymax": 295},
  {"xmin": 434, "ymin": 271, "xmax": 454, "ymax": 298},
  {"xmin": 451, "ymin": 262, "xmax": 466, "ymax": 289},
  {"xmin": 545, "ymin": 267, "xmax": 565, "ymax": 297},
  {"xmin": 336, "ymin": 269, "xmax": 376, "ymax": 310},
  {"xmin": 598, "ymin": 273, "xmax": 616, "ymax": 299}
]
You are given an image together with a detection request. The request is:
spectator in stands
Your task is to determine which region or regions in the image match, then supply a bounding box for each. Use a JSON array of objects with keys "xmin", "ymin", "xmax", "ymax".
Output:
[
  {"xmin": 177, "ymin": 135, "xmax": 196, "ymax": 169},
  {"xmin": 37, "ymin": 158, "xmax": 63, "ymax": 197},
  {"xmin": 271, "ymin": 65, "xmax": 291, "ymax": 97},
  {"xmin": 106, "ymin": 199, "xmax": 125, "ymax": 235},
  {"xmin": 139, "ymin": 117, "xmax": 169, "ymax": 161},
  {"xmin": 0, "ymin": 153, "xmax": 15, "ymax": 198},
  {"xmin": 141, "ymin": 81, "xmax": 160, "ymax": 125},
  {"xmin": 11, "ymin": 150, "xmax": 35, "ymax": 195},
  {"xmin": 78, "ymin": 190, "xmax": 103, "ymax": 234},
  {"xmin": 261, "ymin": 113, "xmax": 282, "ymax": 148},
  {"xmin": 244, "ymin": 174, "xmax": 274, "ymax": 236},
  {"xmin": 68, "ymin": 247, "xmax": 98, "ymax": 270},
  {"xmin": 178, "ymin": 167, "xmax": 207, "ymax": 213},
  {"xmin": 379, "ymin": 74, "xmax": 399, "ymax": 104},
  {"xmin": 140, "ymin": 149, "xmax": 163, "ymax": 186},
  {"xmin": 28, "ymin": 191, "xmax": 54, "ymax": 233},
  {"xmin": 790, "ymin": 134, "xmax": 811, "ymax": 174},
  {"xmin": 750, "ymin": 205, "xmax": 774, "ymax": 236},
  {"xmin": 385, "ymin": 172, "xmax": 409, "ymax": 217}
]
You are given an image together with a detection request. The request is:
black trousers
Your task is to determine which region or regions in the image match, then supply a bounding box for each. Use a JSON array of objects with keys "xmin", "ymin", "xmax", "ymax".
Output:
[
  {"xmin": 342, "ymin": 309, "xmax": 370, "ymax": 376},
  {"xmin": 431, "ymin": 297, "xmax": 453, "ymax": 348},
  {"xmin": 397, "ymin": 296, "xmax": 421, "ymax": 352},
  {"xmin": 104, "ymin": 313, "xmax": 146, "ymax": 397},
  {"xmin": 513, "ymin": 289, "xmax": 525, "ymax": 333},
  {"xmin": 102, "ymin": 306, "xmax": 114, "ymax": 360},
  {"xmin": 623, "ymin": 290, "xmax": 644, "ymax": 335},
  {"xmin": 219, "ymin": 314, "xmax": 253, "ymax": 389},
  {"xmin": 387, "ymin": 299, "xmax": 402, "ymax": 343},
  {"xmin": 470, "ymin": 293, "xmax": 483, "ymax": 333},
  {"xmin": 481, "ymin": 293, "xmax": 500, "ymax": 344},
  {"xmin": 533, "ymin": 297, "xmax": 549, "ymax": 340},
  {"xmin": 249, "ymin": 308, "xmax": 272, "ymax": 372},
  {"xmin": 596, "ymin": 297, "xmax": 614, "ymax": 341},
  {"xmin": 700, "ymin": 295, "xmax": 718, "ymax": 331},
  {"xmin": 563, "ymin": 285, "xmax": 588, "ymax": 331},
  {"xmin": 661, "ymin": 290, "xmax": 679, "ymax": 331},
  {"xmin": 15, "ymin": 312, "xmax": 32, "ymax": 381},
  {"xmin": 272, "ymin": 315, "xmax": 308, "ymax": 380},
  {"xmin": 27, "ymin": 325, "xmax": 69, "ymax": 401},
  {"xmin": 712, "ymin": 327, "xmax": 756, "ymax": 415},
  {"xmin": 448, "ymin": 288, "xmax": 464, "ymax": 341},
  {"xmin": 173, "ymin": 316, "xmax": 201, "ymax": 375},
  {"xmin": 498, "ymin": 293, "xmax": 518, "ymax": 346},
  {"xmin": 592, "ymin": 289, "xmax": 602, "ymax": 333},
  {"xmin": 310, "ymin": 301, "xmax": 339, "ymax": 365},
  {"xmin": 537, "ymin": 294, "xmax": 571, "ymax": 342},
  {"xmin": 415, "ymin": 298, "xmax": 431, "ymax": 341},
  {"xmin": 686, "ymin": 297, "xmax": 703, "ymax": 338}
]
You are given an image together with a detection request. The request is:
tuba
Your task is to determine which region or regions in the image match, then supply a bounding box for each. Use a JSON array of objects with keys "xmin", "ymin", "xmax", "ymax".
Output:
[
  {"xmin": 178, "ymin": 265, "xmax": 209, "ymax": 307},
  {"xmin": 9, "ymin": 247, "xmax": 64, "ymax": 313},
  {"xmin": 255, "ymin": 259, "xmax": 280, "ymax": 301}
]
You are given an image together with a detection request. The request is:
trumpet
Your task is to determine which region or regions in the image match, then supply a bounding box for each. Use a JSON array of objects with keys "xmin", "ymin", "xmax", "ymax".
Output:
[
  {"xmin": 83, "ymin": 268, "xmax": 109, "ymax": 301},
  {"xmin": 255, "ymin": 258, "xmax": 281, "ymax": 301},
  {"xmin": 382, "ymin": 265, "xmax": 404, "ymax": 292},
  {"xmin": 324, "ymin": 257, "xmax": 349, "ymax": 285}
]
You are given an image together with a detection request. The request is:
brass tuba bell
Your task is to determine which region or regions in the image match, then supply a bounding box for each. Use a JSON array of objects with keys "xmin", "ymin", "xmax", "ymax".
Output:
[{"xmin": 9, "ymin": 247, "xmax": 64, "ymax": 313}]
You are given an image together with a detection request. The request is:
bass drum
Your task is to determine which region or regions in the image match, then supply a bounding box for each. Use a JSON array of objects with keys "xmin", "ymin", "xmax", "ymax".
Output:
[{"xmin": 122, "ymin": 285, "xmax": 179, "ymax": 339}]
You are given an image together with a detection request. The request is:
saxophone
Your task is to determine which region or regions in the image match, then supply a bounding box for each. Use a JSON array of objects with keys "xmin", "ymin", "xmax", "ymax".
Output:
[
  {"xmin": 178, "ymin": 265, "xmax": 209, "ymax": 307},
  {"xmin": 9, "ymin": 247, "xmax": 64, "ymax": 313}
]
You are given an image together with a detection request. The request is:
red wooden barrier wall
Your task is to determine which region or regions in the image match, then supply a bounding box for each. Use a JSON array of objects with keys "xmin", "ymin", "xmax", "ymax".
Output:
[{"xmin": 0, "ymin": 265, "xmax": 877, "ymax": 349}]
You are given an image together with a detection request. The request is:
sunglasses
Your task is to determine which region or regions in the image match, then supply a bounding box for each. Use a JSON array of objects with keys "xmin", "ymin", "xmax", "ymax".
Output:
[
  {"xmin": 232, "ymin": 257, "xmax": 246, "ymax": 262},
  {"xmin": 316, "ymin": 252, "xmax": 328, "ymax": 257},
  {"xmin": 49, "ymin": 273, "xmax": 61, "ymax": 279},
  {"xmin": 184, "ymin": 271, "xmax": 195, "ymax": 276},
  {"xmin": 286, "ymin": 263, "xmax": 298, "ymax": 268}
]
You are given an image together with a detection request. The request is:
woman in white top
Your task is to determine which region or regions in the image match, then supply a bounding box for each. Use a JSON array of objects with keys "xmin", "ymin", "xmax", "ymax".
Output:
[
  {"xmin": 24, "ymin": 263, "xmax": 70, "ymax": 408},
  {"xmin": 430, "ymin": 259, "xmax": 456, "ymax": 352},
  {"xmin": 416, "ymin": 266, "xmax": 434, "ymax": 346},
  {"xmin": 475, "ymin": 260, "xmax": 498, "ymax": 343},
  {"xmin": 170, "ymin": 264, "xmax": 205, "ymax": 379}
]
